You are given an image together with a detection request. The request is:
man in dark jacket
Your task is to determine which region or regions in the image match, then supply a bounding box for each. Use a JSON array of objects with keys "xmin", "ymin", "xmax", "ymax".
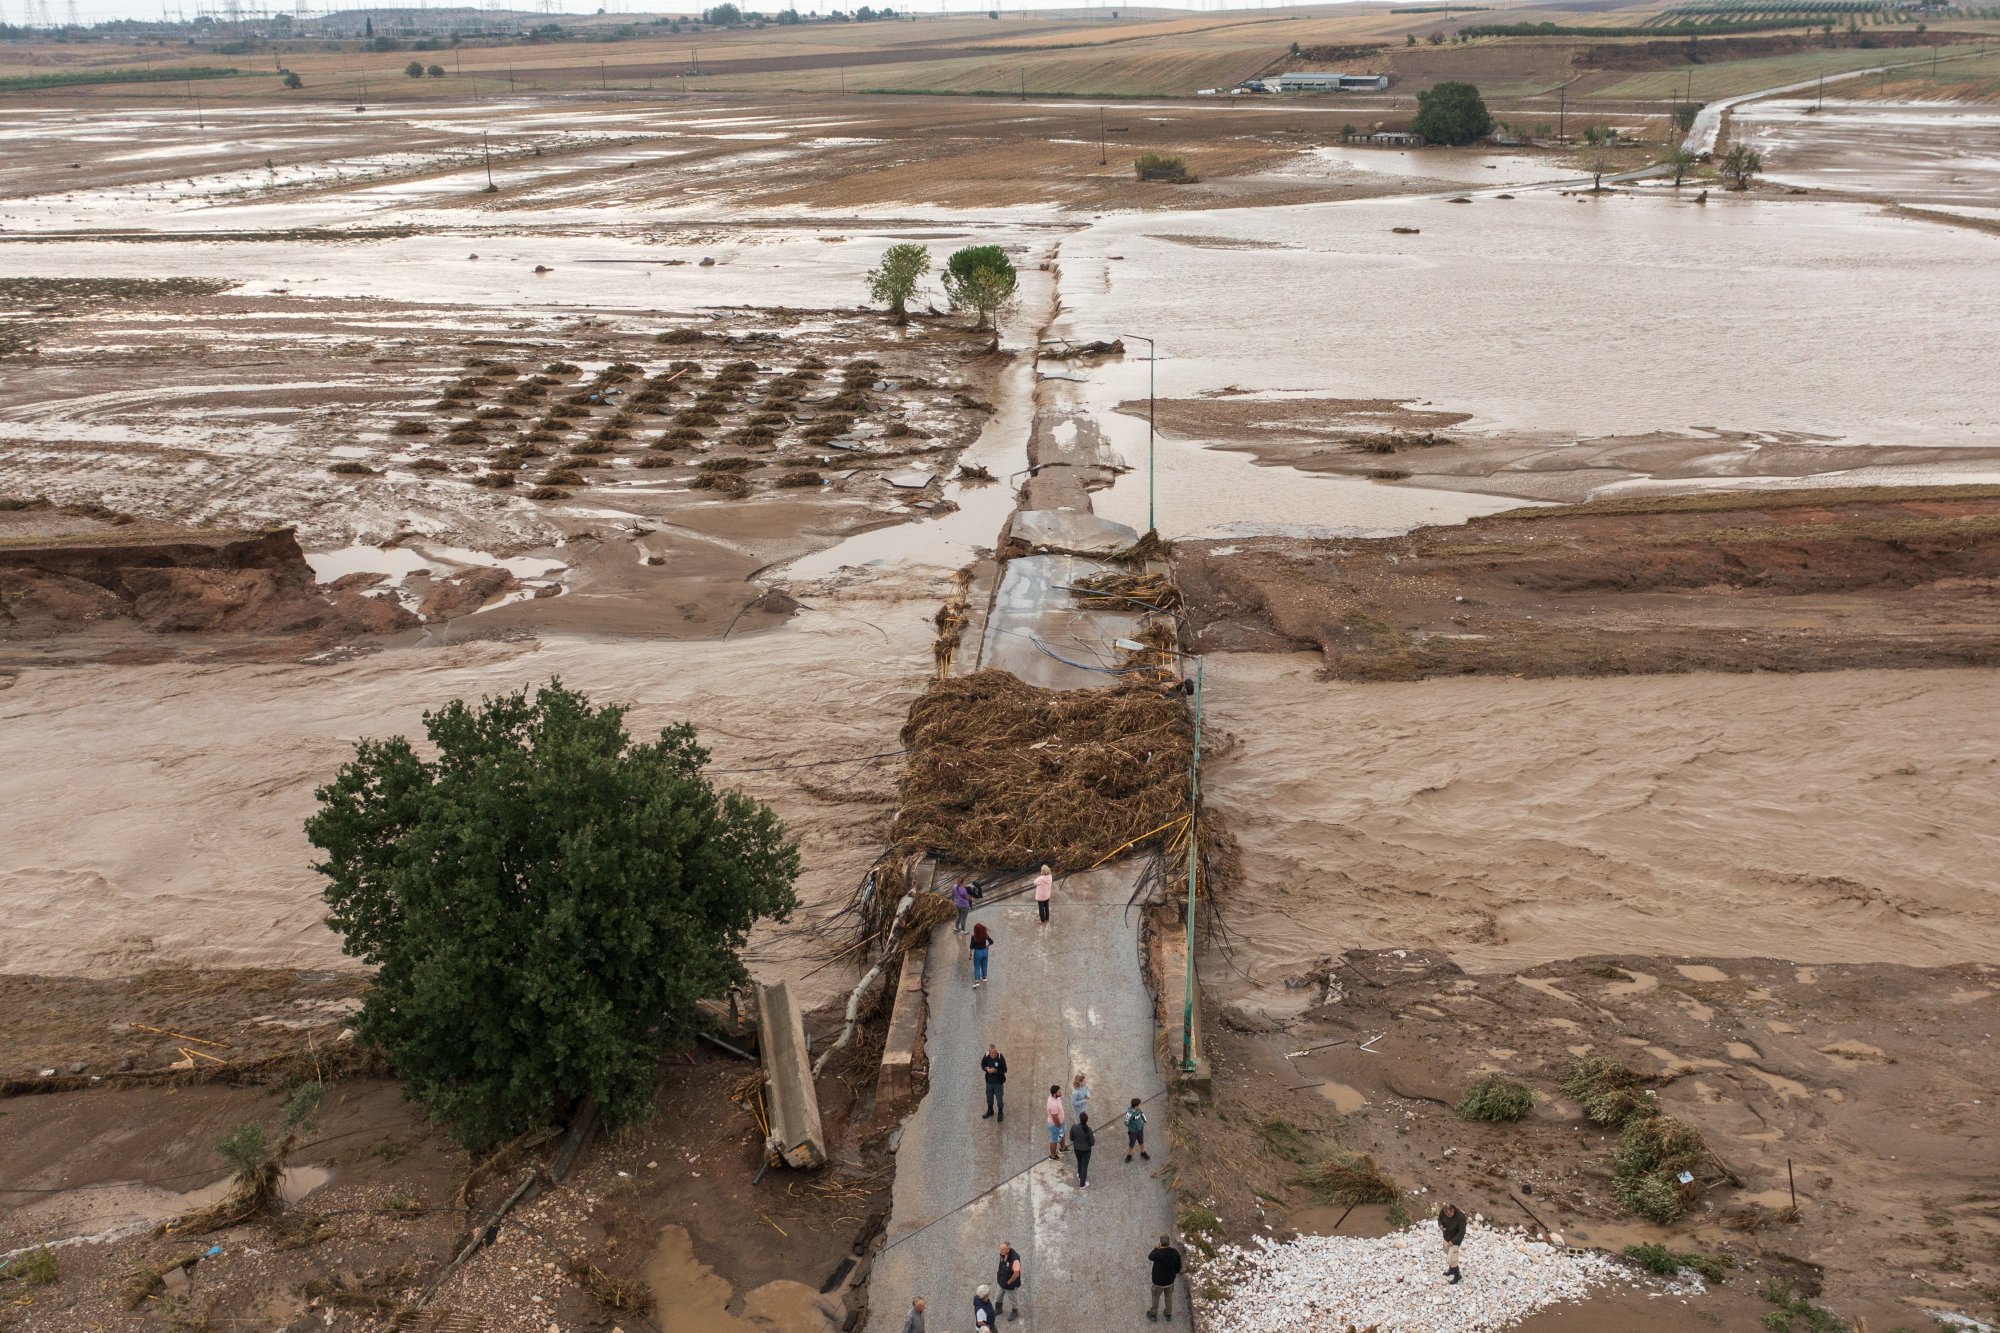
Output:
[
  {"xmin": 994, "ymin": 1242, "xmax": 1023, "ymax": 1322},
  {"xmin": 973, "ymin": 1285, "xmax": 996, "ymax": 1330},
  {"xmin": 1146, "ymin": 1235, "xmax": 1183, "ymax": 1322},
  {"xmin": 1439, "ymin": 1202, "xmax": 1467, "ymax": 1283},
  {"xmin": 981, "ymin": 1044, "xmax": 1007, "ymax": 1122}
]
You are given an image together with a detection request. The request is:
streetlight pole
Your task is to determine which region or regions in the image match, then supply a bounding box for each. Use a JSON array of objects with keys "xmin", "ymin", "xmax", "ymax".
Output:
[
  {"xmin": 1182, "ymin": 655, "xmax": 1202, "ymax": 1074},
  {"xmin": 1117, "ymin": 332, "xmax": 1156, "ymax": 534}
]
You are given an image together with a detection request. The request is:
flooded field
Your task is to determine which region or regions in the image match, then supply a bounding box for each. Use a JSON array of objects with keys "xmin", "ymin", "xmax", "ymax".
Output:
[{"xmin": 1736, "ymin": 100, "xmax": 2000, "ymax": 207}]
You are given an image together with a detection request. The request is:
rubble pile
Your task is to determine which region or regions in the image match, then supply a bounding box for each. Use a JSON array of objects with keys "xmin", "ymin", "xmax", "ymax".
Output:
[{"xmin": 1195, "ymin": 1223, "xmax": 1630, "ymax": 1333}]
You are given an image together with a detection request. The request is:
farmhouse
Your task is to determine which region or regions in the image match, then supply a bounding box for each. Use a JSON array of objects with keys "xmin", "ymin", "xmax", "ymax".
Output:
[{"xmin": 1276, "ymin": 71, "xmax": 1390, "ymax": 93}]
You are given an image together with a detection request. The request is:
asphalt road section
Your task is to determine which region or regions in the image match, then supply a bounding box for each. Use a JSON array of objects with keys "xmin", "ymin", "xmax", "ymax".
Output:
[{"xmin": 866, "ymin": 866, "xmax": 1176, "ymax": 1332}]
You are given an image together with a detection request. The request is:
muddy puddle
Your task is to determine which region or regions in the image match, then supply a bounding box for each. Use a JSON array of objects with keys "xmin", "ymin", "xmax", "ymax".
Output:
[
  {"xmin": 647, "ymin": 1224, "xmax": 837, "ymax": 1333},
  {"xmin": 1735, "ymin": 101, "xmax": 2000, "ymax": 207}
]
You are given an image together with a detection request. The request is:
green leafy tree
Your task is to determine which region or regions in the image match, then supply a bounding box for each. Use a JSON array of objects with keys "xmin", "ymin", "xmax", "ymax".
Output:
[
  {"xmin": 942, "ymin": 244, "xmax": 1018, "ymax": 332},
  {"xmin": 427, "ymin": 63, "xmax": 446, "ymax": 77},
  {"xmin": 282, "ymin": 70, "xmax": 303, "ymax": 88},
  {"xmin": 704, "ymin": 1, "xmax": 742, "ymax": 22},
  {"xmin": 1719, "ymin": 143, "xmax": 1763, "ymax": 188},
  {"xmin": 1340, "ymin": 123, "xmax": 1357, "ymax": 142},
  {"xmin": 866, "ymin": 242, "xmax": 931, "ymax": 326},
  {"xmin": 307, "ymin": 680, "xmax": 799, "ymax": 1149},
  {"xmin": 1663, "ymin": 145, "xmax": 1697, "ymax": 187},
  {"xmin": 405, "ymin": 59, "xmax": 425, "ymax": 77},
  {"xmin": 1410, "ymin": 80, "xmax": 1493, "ymax": 146}
]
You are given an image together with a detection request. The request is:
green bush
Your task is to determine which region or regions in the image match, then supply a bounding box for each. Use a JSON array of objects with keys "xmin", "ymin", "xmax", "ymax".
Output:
[
  {"xmin": 1559, "ymin": 1057, "xmax": 1656, "ymax": 1127},
  {"xmin": 1456, "ymin": 1075, "xmax": 1535, "ymax": 1121},
  {"xmin": 1134, "ymin": 152, "xmax": 1193, "ymax": 183},
  {"xmin": 0, "ymin": 1247, "xmax": 59, "ymax": 1286},
  {"xmin": 1625, "ymin": 1242, "xmax": 1728, "ymax": 1281}
]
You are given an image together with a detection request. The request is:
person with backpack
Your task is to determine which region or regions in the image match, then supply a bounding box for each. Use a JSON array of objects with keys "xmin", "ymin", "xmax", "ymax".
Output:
[
  {"xmin": 1071, "ymin": 1111, "xmax": 1096, "ymax": 1189},
  {"xmin": 994, "ymin": 1242, "xmax": 1024, "ymax": 1322},
  {"xmin": 981, "ymin": 1044, "xmax": 1007, "ymax": 1122},
  {"xmin": 969, "ymin": 920, "xmax": 992, "ymax": 988},
  {"xmin": 1125, "ymin": 1097, "xmax": 1150, "ymax": 1163}
]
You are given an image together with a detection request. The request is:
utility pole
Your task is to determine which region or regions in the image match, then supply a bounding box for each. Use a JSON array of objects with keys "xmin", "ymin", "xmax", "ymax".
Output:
[
  {"xmin": 1098, "ymin": 104, "xmax": 1106, "ymax": 165},
  {"xmin": 1020, "ymin": 68, "xmax": 1026, "ymax": 101},
  {"xmin": 1118, "ymin": 332, "xmax": 1157, "ymax": 533},
  {"xmin": 1182, "ymin": 655, "xmax": 1202, "ymax": 1075},
  {"xmin": 483, "ymin": 130, "xmax": 493, "ymax": 189},
  {"xmin": 600, "ymin": 59, "xmax": 607, "ymax": 91},
  {"xmin": 1557, "ymin": 82, "xmax": 1566, "ymax": 141}
]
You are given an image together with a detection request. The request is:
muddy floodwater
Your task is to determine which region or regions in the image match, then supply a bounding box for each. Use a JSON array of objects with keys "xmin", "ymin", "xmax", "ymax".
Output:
[{"xmin": 1736, "ymin": 100, "xmax": 2000, "ymax": 208}]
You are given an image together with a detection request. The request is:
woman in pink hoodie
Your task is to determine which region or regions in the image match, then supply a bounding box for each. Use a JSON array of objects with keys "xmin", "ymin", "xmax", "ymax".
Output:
[{"xmin": 1034, "ymin": 864, "xmax": 1053, "ymax": 925}]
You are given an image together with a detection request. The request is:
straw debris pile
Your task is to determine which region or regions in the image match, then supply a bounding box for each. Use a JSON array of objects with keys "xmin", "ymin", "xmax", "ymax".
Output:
[
  {"xmin": 1196, "ymin": 1223, "xmax": 1631, "ymax": 1333},
  {"xmin": 893, "ymin": 669, "xmax": 1193, "ymax": 871}
]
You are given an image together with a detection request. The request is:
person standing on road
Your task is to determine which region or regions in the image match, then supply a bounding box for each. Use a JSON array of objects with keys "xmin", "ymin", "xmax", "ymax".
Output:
[
  {"xmin": 1070, "ymin": 1071, "xmax": 1091, "ymax": 1123},
  {"xmin": 981, "ymin": 1044, "xmax": 1007, "ymax": 1122},
  {"xmin": 969, "ymin": 921, "xmax": 992, "ymax": 987},
  {"xmin": 1045, "ymin": 1084, "xmax": 1066, "ymax": 1160},
  {"xmin": 951, "ymin": 878, "xmax": 974, "ymax": 934},
  {"xmin": 1034, "ymin": 864, "xmax": 1054, "ymax": 925},
  {"xmin": 994, "ymin": 1243, "xmax": 1024, "ymax": 1322},
  {"xmin": 1125, "ymin": 1097, "xmax": 1150, "ymax": 1163},
  {"xmin": 1071, "ymin": 1111, "xmax": 1096, "ymax": 1189},
  {"xmin": 973, "ymin": 1285, "xmax": 995, "ymax": 1331},
  {"xmin": 1146, "ymin": 1234, "xmax": 1183, "ymax": 1322},
  {"xmin": 1439, "ymin": 1201, "xmax": 1467, "ymax": 1284},
  {"xmin": 900, "ymin": 1296, "xmax": 926, "ymax": 1333}
]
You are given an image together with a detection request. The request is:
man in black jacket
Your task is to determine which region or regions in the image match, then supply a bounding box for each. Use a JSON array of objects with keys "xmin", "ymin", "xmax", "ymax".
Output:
[
  {"xmin": 1439, "ymin": 1202, "xmax": 1467, "ymax": 1283},
  {"xmin": 1146, "ymin": 1235, "xmax": 1183, "ymax": 1322},
  {"xmin": 981, "ymin": 1044, "xmax": 1007, "ymax": 1122},
  {"xmin": 994, "ymin": 1241, "xmax": 1024, "ymax": 1322},
  {"xmin": 1071, "ymin": 1111, "xmax": 1096, "ymax": 1188}
]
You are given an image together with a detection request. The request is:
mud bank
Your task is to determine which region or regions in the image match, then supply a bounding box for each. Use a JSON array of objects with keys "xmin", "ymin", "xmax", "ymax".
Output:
[
  {"xmin": 1177, "ymin": 486, "xmax": 2000, "ymax": 680},
  {"xmin": 0, "ymin": 523, "xmax": 414, "ymax": 656}
]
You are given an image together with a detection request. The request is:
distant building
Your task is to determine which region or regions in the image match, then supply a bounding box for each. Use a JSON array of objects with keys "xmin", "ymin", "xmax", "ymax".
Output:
[
  {"xmin": 1276, "ymin": 72, "xmax": 1390, "ymax": 93},
  {"xmin": 1368, "ymin": 130, "xmax": 1420, "ymax": 145}
]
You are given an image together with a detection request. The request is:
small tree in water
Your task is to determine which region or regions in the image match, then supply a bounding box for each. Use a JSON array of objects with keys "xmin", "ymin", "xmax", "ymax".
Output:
[
  {"xmin": 866, "ymin": 242, "xmax": 931, "ymax": 326},
  {"xmin": 1719, "ymin": 143, "xmax": 1763, "ymax": 189},
  {"xmin": 1663, "ymin": 146, "xmax": 1698, "ymax": 187},
  {"xmin": 942, "ymin": 244, "xmax": 1019, "ymax": 332},
  {"xmin": 307, "ymin": 680, "xmax": 799, "ymax": 1149}
]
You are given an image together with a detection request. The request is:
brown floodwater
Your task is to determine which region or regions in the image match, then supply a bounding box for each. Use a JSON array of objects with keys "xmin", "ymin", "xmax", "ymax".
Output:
[{"xmin": 1735, "ymin": 101, "xmax": 2000, "ymax": 208}]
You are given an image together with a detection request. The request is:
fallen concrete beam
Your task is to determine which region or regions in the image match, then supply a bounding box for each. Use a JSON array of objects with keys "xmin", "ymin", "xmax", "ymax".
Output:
[
  {"xmin": 876, "ymin": 936, "xmax": 930, "ymax": 1122},
  {"xmin": 755, "ymin": 979, "xmax": 827, "ymax": 1168}
]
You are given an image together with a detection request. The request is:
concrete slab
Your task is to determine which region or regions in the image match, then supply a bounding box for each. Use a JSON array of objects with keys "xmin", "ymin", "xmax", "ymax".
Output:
[
  {"xmin": 755, "ymin": 979, "xmax": 827, "ymax": 1169},
  {"xmin": 1010, "ymin": 508, "xmax": 1139, "ymax": 557},
  {"xmin": 977, "ymin": 554, "xmax": 1144, "ymax": 691},
  {"xmin": 865, "ymin": 867, "xmax": 1176, "ymax": 1333},
  {"xmin": 878, "ymin": 938, "xmax": 930, "ymax": 1121}
]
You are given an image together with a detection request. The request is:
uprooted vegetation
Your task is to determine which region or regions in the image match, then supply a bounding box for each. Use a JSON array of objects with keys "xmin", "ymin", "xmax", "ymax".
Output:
[
  {"xmin": 1560, "ymin": 1057, "xmax": 1735, "ymax": 1224},
  {"xmin": 1176, "ymin": 485, "xmax": 2000, "ymax": 680},
  {"xmin": 891, "ymin": 669, "xmax": 1201, "ymax": 872}
]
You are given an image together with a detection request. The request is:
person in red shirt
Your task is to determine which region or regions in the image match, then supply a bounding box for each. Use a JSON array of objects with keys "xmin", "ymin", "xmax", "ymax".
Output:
[{"xmin": 969, "ymin": 921, "xmax": 992, "ymax": 987}]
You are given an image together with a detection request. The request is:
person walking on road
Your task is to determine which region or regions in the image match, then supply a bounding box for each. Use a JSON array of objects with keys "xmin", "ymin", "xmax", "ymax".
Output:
[
  {"xmin": 1045, "ymin": 1085, "xmax": 1066, "ymax": 1159},
  {"xmin": 1033, "ymin": 864, "xmax": 1054, "ymax": 925},
  {"xmin": 1071, "ymin": 1111, "xmax": 1096, "ymax": 1189},
  {"xmin": 1125, "ymin": 1097, "xmax": 1150, "ymax": 1163},
  {"xmin": 1146, "ymin": 1235, "xmax": 1183, "ymax": 1322},
  {"xmin": 973, "ymin": 1285, "xmax": 995, "ymax": 1331},
  {"xmin": 994, "ymin": 1243, "xmax": 1024, "ymax": 1322},
  {"xmin": 1439, "ymin": 1201, "xmax": 1467, "ymax": 1284},
  {"xmin": 900, "ymin": 1296, "xmax": 926, "ymax": 1333},
  {"xmin": 1070, "ymin": 1071, "xmax": 1090, "ymax": 1123},
  {"xmin": 951, "ymin": 878, "xmax": 974, "ymax": 934},
  {"xmin": 969, "ymin": 921, "xmax": 992, "ymax": 988},
  {"xmin": 981, "ymin": 1044, "xmax": 1007, "ymax": 1121}
]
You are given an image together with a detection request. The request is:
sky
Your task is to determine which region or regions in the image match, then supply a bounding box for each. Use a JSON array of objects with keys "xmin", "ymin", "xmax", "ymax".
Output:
[{"xmin": 22, "ymin": 0, "xmax": 1329, "ymax": 31}]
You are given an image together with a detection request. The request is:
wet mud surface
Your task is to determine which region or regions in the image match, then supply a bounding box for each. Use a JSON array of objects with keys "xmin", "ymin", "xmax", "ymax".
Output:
[
  {"xmin": 1177, "ymin": 486, "xmax": 2000, "ymax": 679},
  {"xmin": 1177, "ymin": 949, "xmax": 2000, "ymax": 1330}
]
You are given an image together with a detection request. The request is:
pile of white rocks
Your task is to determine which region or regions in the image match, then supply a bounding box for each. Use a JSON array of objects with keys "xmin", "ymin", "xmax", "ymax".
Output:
[{"xmin": 1193, "ymin": 1221, "xmax": 1626, "ymax": 1333}]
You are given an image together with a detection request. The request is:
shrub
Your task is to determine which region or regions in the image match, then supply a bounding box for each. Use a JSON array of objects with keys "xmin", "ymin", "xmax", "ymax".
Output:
[
  {"xmin": 328, "ymin": 461, "xmax": 377, "ymax": 475},
  {"xmin": 405, "ymin": 60, "xmax": 425, "ymax": 78},
  {"xmin": 1611, "ymin": 1113, "xmax": 1712, "ymax": 1224},
  {"xmin": 1623, "ymin": 1242, "xmax": 1725, "ymax": 1281},
  {"xmin": 0, "ymin": 1247, "xmax": 59, "ymax": 1286},
  {"xmin": 390, "ymin": 419, "xmax": 430, "ymax": 436},
  {"xmin": 526, "ymin": 485, "xmax": 567, "ymax": 499},
  {"xmin": 634, "ymin": 455, "xmax": 677, "ymax": 469},
  {"xmin": 1456, "ymin": 1076, "xmax": 1535, "ymax": 1122},
  {"xmin": 1559, "ymin": 1058, "xmax": 1655, "ymax": 1128},
  {"xmin": 308, "ymin": 682, "xmax": 799, "ymax": 1148},
  {"xmin": 542, "ymin": 468, "xmax": 584, "ymax": 486},
  {"xmin": 691, "ymin": 472, "xmax": 752, "ymax": 498},
  {"xmin": 697, "ymin": 456, "xmax": 760, "ymax": 473},
  {"xmin": 406, "ymin": 457, "xmax": 449, "ymax": 473},
  {"xmin": 1295, "ymin": 1149, "xmax": 1398, "ymax": 1205},
  {"xmin": 1134, "ymin": 152, "xmax": 1193, "ymax": 183},
  {"xmin": 1758, "ymin": 1278, "xmax": 1847, "ymax": 1332},
  {"xmin": 775, "ymin": 470, "xmax": 823, "ymax": 487}
]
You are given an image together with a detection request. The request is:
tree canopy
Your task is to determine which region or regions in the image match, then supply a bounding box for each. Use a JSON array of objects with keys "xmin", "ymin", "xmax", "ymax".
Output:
[
  {"xmin": 306, "ymin": 680, "xmax": 799, "ymax": 1149},
  {"xmin": 1719, "ymin": 144, "xmax": 1764, "ymax": 189},
  {"xmin": 941, "ymin": 244, "xmax": 1019, "ymax": 332},
  {"xmin": 1411, "ymin": 81, "xmax": 1493, "ymax": 147},
  {"xmin": 867, "ymin": 242, "xmax": 931, "ymax": 325}
]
